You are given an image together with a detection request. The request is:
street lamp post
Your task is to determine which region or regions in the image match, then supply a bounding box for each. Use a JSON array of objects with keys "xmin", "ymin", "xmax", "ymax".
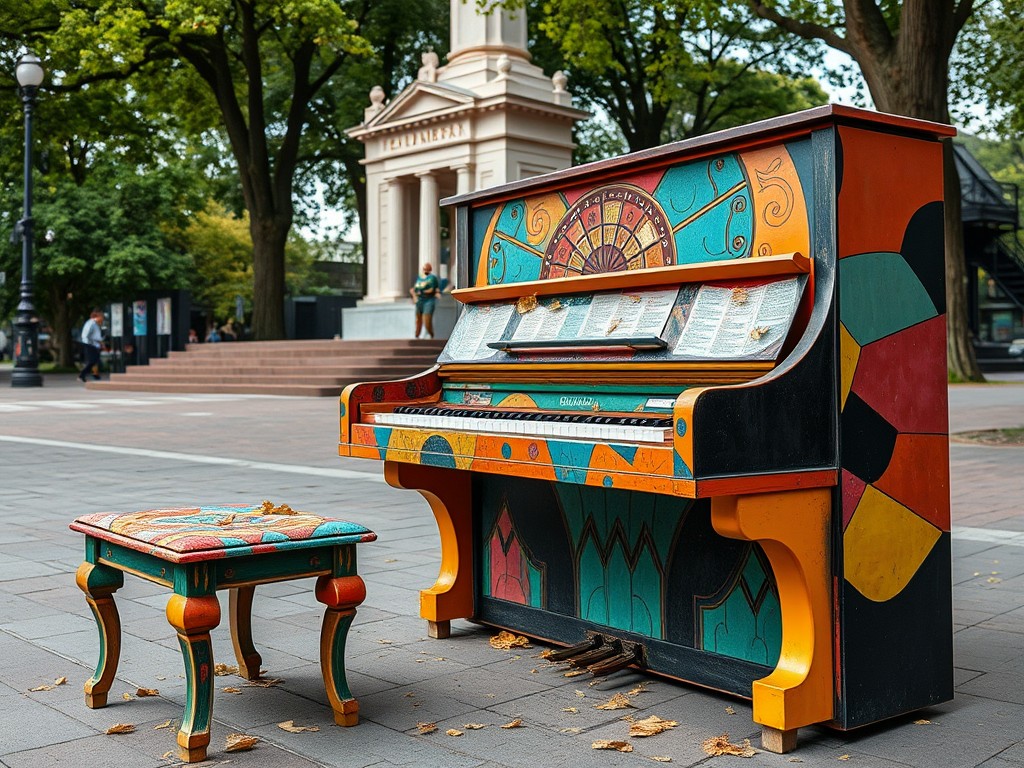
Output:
[{"xmin": 11, "ymin": 52, "xmax": 44, "ymax": 387}]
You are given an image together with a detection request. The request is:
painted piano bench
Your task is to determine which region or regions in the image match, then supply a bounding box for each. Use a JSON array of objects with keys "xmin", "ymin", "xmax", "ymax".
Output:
[{"xmin": 70, "ymin": 504, "xmax": 376, "ymax": 763}]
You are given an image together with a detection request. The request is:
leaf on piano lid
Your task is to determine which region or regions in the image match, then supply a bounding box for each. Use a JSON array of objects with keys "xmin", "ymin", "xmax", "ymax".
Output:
[
  {"xmin": 626, "ymin": 294, "xmax": 643, "ymax": 303},
  {"xmin": 516, "ymin": 294, "xmax": 538, "ymax": 314},
  {"xmin": 749, "ymin": 326, "xmax": 770, "ymax": 341},
  {"xmin": 731, "ymin": 287, "xmax": 750, "ymax": 305},
  {"xmin": 591, "ymin": 402, "xmax": 600, "ymax": 411},
  {"xmin": 607, "ymin": 319, "xmax": 621, "ymax": 334},
  {"xmin": 489, "ymin": 631, "xmax": 531, "ymax": 650}
]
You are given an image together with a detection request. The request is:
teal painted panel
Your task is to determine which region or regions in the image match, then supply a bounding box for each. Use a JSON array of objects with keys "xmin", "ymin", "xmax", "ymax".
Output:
[
  {"xmin": 699, "ymin": 550, "xmax": 781, "ymax": 667},
  {"xmin": 655, "ymin": 155, "xmax": 752, "ymax": 263},
  {"xmin": 485, "ymin": 200, "xmax": 544, "ymax": 284},
  {"xmin": 840, "ymin": 252, "xmax": 938, "ymax": 345},
  {"xmin": 471, "ymin": 204, "xmax": 498, "ymax": 280}
]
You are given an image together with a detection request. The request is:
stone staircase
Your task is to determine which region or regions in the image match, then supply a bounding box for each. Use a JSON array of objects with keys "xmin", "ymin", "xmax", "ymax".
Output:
[{"xmin": 86, "ymin": 338, "xmax": 446, "ymax": 396}]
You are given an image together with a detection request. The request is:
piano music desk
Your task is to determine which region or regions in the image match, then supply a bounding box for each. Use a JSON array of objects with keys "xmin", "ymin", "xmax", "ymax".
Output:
[{"xmin": 70, "ymin": 504, "xmax": 376, "ymax": 763}]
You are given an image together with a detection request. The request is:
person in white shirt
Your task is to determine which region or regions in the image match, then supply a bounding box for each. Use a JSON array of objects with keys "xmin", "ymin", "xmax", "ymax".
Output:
[{"xmin": 79, "ymin": 308, "xmax": 104, "ymax": 382}]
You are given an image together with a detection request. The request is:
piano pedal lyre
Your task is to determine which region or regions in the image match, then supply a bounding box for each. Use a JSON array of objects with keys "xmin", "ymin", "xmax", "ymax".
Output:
[{"xmin": 546, "ymin": 632, "xmax": 646, "ymax": 677}]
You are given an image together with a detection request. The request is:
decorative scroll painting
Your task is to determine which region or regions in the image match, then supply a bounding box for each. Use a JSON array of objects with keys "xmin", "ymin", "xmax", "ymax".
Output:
[{"xmin": 472, "ymin": 143, "xmax": 812, "ymax": 286}]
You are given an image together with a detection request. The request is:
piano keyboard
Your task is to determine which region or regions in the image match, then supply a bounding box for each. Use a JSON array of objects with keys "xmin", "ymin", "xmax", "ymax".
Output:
[{"xmin": 370, "ymin": 406, "xmax": 673, "ymax": 444}]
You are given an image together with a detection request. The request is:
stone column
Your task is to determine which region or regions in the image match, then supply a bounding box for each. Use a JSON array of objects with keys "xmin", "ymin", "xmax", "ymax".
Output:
[
  {"xmin": 454, "ymin": 163, "xmax": 474, "ymax": 195},
  {"xmin": 386, "ymin": 178, "xmax": 405, "ymax": 300},
  {"xmin": 417, "ymin": 172, "xmax": 440, "ymax": 275}
]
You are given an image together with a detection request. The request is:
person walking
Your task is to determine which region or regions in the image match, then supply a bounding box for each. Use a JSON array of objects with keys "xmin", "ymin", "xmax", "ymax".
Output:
[
  {"xmin": 409, "ymin": 262, "xmax": 441, "ymax": 339},
  {"xmin": 79, "ymin": 308, "xmax": 104, "ymax": 382}
]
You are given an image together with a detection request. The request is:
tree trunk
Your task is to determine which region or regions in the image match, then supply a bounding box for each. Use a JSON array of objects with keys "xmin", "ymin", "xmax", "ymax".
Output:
[
  {"xmin": 48, "ymin": 284, "xmax": 74, "ymax": 369},
  {"xmin": 942, "ymin": 142, "xmax": 980, "ymax": 380},
  {"xmin": 249, "ymin": 217, "xmax": 289, "ymax": 340}
]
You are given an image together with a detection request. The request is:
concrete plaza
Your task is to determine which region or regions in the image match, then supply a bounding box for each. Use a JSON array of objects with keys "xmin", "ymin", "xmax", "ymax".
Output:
[{"xmin": 0, "ymin": 369, "xmax": 1022, "ymax": 768}]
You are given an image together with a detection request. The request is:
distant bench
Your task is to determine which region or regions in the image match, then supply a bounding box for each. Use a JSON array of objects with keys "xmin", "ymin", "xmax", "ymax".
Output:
[{"xmin": 71, "ymin": 503, "xmax": 376, "ymax": 763}]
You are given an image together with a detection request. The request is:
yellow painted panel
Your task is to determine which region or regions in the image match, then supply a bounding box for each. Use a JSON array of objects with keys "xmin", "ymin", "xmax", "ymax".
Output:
[
  {"xmin": 839, "ymin": 323, "xmax": 860, "ymax": 410},
  {"xmin": 844, "ymin": 485, "xmax": 940, "ymax": 602}
]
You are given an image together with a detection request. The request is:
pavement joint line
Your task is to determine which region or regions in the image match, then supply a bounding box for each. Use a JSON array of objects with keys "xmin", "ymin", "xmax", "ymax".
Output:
[
  {"xmin": 953, "ymin": 525, "xmax": 1024, "ymax": 546},
  {"xmin": 0, "ymin": 435, "xmax": 388, "ymax": 484}
]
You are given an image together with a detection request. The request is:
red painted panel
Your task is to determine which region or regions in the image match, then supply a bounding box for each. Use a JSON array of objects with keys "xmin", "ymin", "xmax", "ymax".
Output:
[
  {"xmin": 874, "ymin": 434, "xmax": 950, "ymax": 531},
  {"xmin": 851, "ymin": 315, "xmax": 948, "ymax": 434},
  {"xmin": 841, "ymin": 469, "xmax": 866, "ymax": 530}
]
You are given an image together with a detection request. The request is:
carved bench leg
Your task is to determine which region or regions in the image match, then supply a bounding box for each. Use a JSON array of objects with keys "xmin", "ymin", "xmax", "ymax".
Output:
[
  {"xmin": 385, "ymin": 462, "xmax": 473, "ymax": 639},
  {"xmin": 229, "ymin": 586, "xmax": 263, "ymax": 680},
  {"xmin": 711, "ymin": 489, "xmax": 834, "ymax": 753},
  {"xmin": 166, "ymin": 594, "xmax": 221, "ymax": 763},
  {"xmin": 315, "ymin": 574, "xmax": 367, "ymax": 726},
  {"xmin": 76, "ymin": 562, "xmax": 124, "ymax": 709}
]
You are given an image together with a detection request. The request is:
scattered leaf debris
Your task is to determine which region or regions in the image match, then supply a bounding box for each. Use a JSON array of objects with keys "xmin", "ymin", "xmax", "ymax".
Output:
[
  {"xmin": 701, "ymin": 733, "xmax": 755, "ymax": 757},
  {"xmin": 539, "ymin": 649, "xmax": 554, "ymax": 659},
  {"xmin": 749, "ymin": 325, "xmax": 770, "ymax": 341},
  {"xmin": 417, "ymin": 722, "xmax": 438, "ymax": 734},
  {"xmin": 154, "ymin": 720, "xmax": 173, "ymax": 730},
  {"xmin": 162, "ymin": 751, "xmax": 175, "ymax": 760},
  {"xmin": 788, "ymin": 759, "xmax": 804, "ymax": 763},
  {"xmin": 214, "ymin": 663, "xmax": 239, "ymax": 676},
  {"xmin": 627, "ymin": 683, "xmax": 650, "ymax": 696},
  {"xmin": 516, "ymin": 294, "xmax": 538, "ymax": 314},
  {"xmin": 595, "ymin": 693, "xmax": 635, "ymax": 710},
  {"xmin": 549, "ymin": 299, "xmax": 563, "ymax": 311},
  {"xmin": 564, "ymin": 669, "xmax": 588, "ymax": 678},
  {"xmin": 378, "ymin": 639, "xmax": 393, "ymax": 645},
  {"xmin": 561, "ymin": 727, "xmax": 582, "ymax": 734},
  {"xmin": 630, "ymin": 715, "xmax": 679, "ymax": 737},
  {"xmin": 913, "ymin": 719, "xmax": 932, "ymax": 725},
  {"xmin": 607, "ymin": 318, "xmax": 621, "ymax": 334},
  {"xmin": 446, "ymin": 729, "xmax": 463, "ymax": 737},
  {"xmin": 501, "ymin": 718, "xmax": 525, "ymax": 729},
  {"xmin": 562, "ymin": 707, "xmax": 578, "ymax": 713},
  {"xmin": 650, "ymin": 758, "xmax": 672, "ymax": 763},
  {"xmin": 384, "ymin": 558, "xmax": 398, "ymax": 563},
  {"xmin": 278, "ymin": 720, "xmax": 319, "ymax": 733},
  {"xmin": 464, "ymin": 723, "xmax": 487, "ymax": 730},
  {"xmin": 223, "ymin": 687, "xmax": 242, "ymax": 694},
  {"xmin": 225, "ymin": 733, "xmax": 259, "ymax": 752},
  {"xmin": 575, "ymin": 690, "xmax": 586, "ymax": 698},
  {"xmin": 136, "ymin": 687, "xmax": 159, "ymax": 697},
  {"xmin": 404, "ymin": 692, "xmax": 416, "ymax": 697},
  {"xmin": 244, "ymin": 677, "xmax": 283, "ymax": 688},
  {"xmin": 724, "ymin": 706, "xmax": 736, "ymax": 715},
  {"xmin": 731, "ymin": 287, "xmax": 749, "ymax": 304},
  {"xmin": 156, "ymin": 675, "xmax": 166, "ymax": 681},
  {"xmin": 54, "ymin": 676, "xmax": 67, "ymax": 686},
  {"xmin": 593, "ymin": 740, "xmax": 633, "ymax": 752},
  {"xmin": 489, "ymin": 631, "xmax": 531, "ymax": 650},
  {"xmin": 122, "ymin": 693, "xmax": 135, "ymax": 701},
  {"xmin": 838, "ymin": 756, "xmax": 851, "ymax": 761},
  {"xmin": 106, "ymin": 723, "xmax": 136, "ymax": 735}
]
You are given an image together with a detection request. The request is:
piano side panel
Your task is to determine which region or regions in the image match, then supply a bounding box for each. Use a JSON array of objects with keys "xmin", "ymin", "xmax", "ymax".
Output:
[
  {"xmin": 832, "ymin": 126, "xmax": 952, "ymax": 728},
  {"xmin": 338, "ymin": 368, "xmax": 442, "ymax": 456},
  {"xmin": 473, "ymin": 474, "xmax": 781, "ymax": 695},
  {"xmin": 685, "ymin": 129, "xmax": 839, "ymax": 481}
]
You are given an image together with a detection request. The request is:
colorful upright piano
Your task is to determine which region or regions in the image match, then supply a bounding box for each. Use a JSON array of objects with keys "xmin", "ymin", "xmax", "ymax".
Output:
[{"xmin": 339, "ymin": 105, "xmax": 954, "ymax": 751}]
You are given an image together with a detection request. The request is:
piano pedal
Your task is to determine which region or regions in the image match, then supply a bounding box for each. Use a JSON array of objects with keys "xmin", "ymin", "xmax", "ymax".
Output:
[
  {"xmin": 587, "ymin": 641, "xmax": 645, "ymax": 676},
  {"xmin": 545, "ymin": 635, "xmax": 603, "ymax": 662},
  {"xmin": 568, "ymin": 639, "xmax": 622, "ymax": 668}
]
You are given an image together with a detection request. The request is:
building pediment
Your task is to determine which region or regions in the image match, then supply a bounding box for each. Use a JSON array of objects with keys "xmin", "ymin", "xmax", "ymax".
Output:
[{"xmin": 362, "ymin": 82, "xmax": 476, "ymax": 132}]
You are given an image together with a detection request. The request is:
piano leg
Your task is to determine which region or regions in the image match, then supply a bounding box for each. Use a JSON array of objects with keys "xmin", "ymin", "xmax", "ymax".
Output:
[
  {"xmin": 710, "ymin": 488, "xmax": 833, "ymax": 753},
  {"xmin": 384, "ymin": 462, "xmax": 474, "ymax": 639}
]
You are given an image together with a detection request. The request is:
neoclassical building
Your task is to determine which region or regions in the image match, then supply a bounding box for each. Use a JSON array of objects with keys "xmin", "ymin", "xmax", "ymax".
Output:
[{"xmin": 342, "ymin": 0, "xmax": 587, "ymax": 338}]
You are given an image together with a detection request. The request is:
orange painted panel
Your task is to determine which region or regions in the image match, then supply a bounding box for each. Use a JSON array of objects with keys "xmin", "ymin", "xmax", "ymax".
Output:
[
  {"xmin": 874, "ymin": 433, "xmax": 950, "ymax": 531},
  {"xmin": 837, "ymin": 127, "xmax": 944, "ymax": 258}
]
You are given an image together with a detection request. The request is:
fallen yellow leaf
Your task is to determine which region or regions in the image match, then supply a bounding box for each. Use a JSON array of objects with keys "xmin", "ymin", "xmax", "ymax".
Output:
[
  {"xmin": 562, "ymin": 707, "xmax": 578, "ymax": 713},
  {"xmin": 575, "ymin": 690, "xmax": 586, "ymax": 698},
  {"xmin": 650, "ymin": 758, "xmax": 672, "ymax": 763},
  {"xmin": 225, "ymin": 733, "xmax": 258, "ymax": 752},
  {"xmin": 222, "ymin": 687, "xmax": 242, "ymax": 694},
  {"xmin": 489, "ymin": 631, "xmax": 531, "ymax": 650},
  {"xmin": 417, "ymin": 722, "xmax": 438, "ymax": 734},
  {"xmin": 28, "ymin": 684, "xmax": 54, "ymax": 692},
  {"xmin": 244, "ymin": 677, "xmax": 283, "ymax": 688},
  {"xmin": 214, "ymin": 663, "xmax": 239, "ymax": 676},
  {"xmin": 631, "ymin": 715, "xmax": 679, "ymax": 737},
  {"xmin": 122, "ymin": 693, "xmax": 134, "ymax": 701},
  {"xmin": 701, "ymin": 733, "xmax": 755, "ymax": 757},
  {"xmin": 564, "ymin": 669, "xmax": 588, "ymax": 678},
  {"xmin": 278, "ymin": 720, "xmax": 320, "ymax": 733},
  {"xmin": 53, "ymin": 677, "xmax": 67, "ymax": 686},
  {"xmin": 838, "ymin": 755, "xmax": 851, "ymax": 761},
  {"xmin": 724, "ymin": 706, "xmax": 736, "ymax": 715},
  {"xmin": 446, "ymin": 729, "xmax": 463, "ymax": 737},
  {"xmin": 913, "ymin": 719, "xmax": 932, "ymax": 725},
  {"xmin": 161, "ymin": 751, "xmax": 175, "ymax": 759},
  {"xmin": 106, "ymin": 723, "xmax": 136, "ymax": 735},
  {"xmin": 593, "ymin": 740, "xmax": 633, "ymax": 752},
  {"xmin": 595, "ymin": 693, "xmax": 635, "ymax": 710},
  {"xmin": 501, "ymin": 718, "xmax": 525, "ymax": 729},
  {"xmin": 628, "ymin": 683, "xmax": 650, "ymax": 696},
  {"xmin": 136, "ymin": 688, "xmax": 159, "ymax": 697},
  {"xmin": 154, "ymin": 720, "xmax": 172, "ymax": 730},
  {"xmin": 463, "ymin": 723, "xmax": 487, "ymax": 730}
]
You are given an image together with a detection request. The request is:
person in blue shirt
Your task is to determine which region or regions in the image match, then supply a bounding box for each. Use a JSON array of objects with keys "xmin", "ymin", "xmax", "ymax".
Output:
[
  {"xmin": 409, "ymin": 262, "xmax": 441, "ymax": 338},
  {"xmin": 78, "ymin": 308, "xmax": 104, "ymax": 382}
]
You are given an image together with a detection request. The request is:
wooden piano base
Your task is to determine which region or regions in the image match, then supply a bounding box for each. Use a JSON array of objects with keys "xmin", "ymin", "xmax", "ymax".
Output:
[{"xmin": 761, "ymin": 726, "xmax": 799, "ymax": 754}]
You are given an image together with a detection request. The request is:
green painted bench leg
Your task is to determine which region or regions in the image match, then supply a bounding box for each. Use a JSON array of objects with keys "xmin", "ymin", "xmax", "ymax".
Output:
[
  {"xmin": 76, "ymin": 562, "xmax": 124, "ymax": 709},
  {"xmin": 315, "ymin": 575, "xmax": 366, "ymax": 726},
  {"xmin": 229, "ymin": 586, "xmax": 263, "ymax": 680},
  {"xmin": 167, "ymin": 594, "xmax": 221, "ymax": 763}
]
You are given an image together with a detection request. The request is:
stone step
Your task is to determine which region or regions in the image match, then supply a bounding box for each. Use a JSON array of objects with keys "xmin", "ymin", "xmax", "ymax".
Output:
[{"xmin": 89, "ymin": 338, "xmax": 445, "ymax": 397}]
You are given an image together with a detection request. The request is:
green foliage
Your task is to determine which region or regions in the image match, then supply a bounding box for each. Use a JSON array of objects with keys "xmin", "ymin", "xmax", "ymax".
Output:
[{"xmin": 963, "ymin": 0, "xmax": 1024, "ymax": 140}]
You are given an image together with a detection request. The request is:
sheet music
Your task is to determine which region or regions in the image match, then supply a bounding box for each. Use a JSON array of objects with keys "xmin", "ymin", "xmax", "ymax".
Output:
[
  {"xmin": 444, "ymin": 303, "xmax": 515, "ymax": 360},
  {"xmin": 672, "ymin": 278, "xmax": 801, "ymax": 359},
  {"xmin": 511, "ymin": 302, "xmax": 569, "ymax": 341},
  {"xmin": 605, "ymin": 288, "xmax": 679, "ymax": 338}
]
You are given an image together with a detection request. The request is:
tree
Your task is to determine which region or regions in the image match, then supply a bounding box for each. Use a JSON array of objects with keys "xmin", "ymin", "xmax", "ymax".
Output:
[
  {"xmin": 522, "ymin": 0, "xmax": 828, "ymax": 152},
  {"xmin": 745, "ymin": 0, "xmax": 981, "ymax": 380},
  {"xmin": 15, "ymin": 0, "xmax": 373, "ymax": 340}
]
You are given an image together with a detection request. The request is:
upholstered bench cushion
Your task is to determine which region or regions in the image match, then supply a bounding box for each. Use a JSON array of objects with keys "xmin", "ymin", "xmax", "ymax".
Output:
[{"xmin": 70, "ymin": 504, "xmax": 377, "ymax": 563}]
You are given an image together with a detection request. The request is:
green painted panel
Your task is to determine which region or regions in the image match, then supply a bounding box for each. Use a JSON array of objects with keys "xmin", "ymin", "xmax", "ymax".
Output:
[
  {"xmin": 699, "ymin": 551, "xmax": 781, "ymax": 666},
  {"xmin": 840, "ymin": 252, "xmax": 938, "ymax": 345}
]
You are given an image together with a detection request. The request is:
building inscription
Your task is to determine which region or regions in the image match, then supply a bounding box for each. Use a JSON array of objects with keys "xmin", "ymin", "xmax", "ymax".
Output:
[{"xmin": 384, "ymin": 123, "xmax": 466, "ymax": 153}]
